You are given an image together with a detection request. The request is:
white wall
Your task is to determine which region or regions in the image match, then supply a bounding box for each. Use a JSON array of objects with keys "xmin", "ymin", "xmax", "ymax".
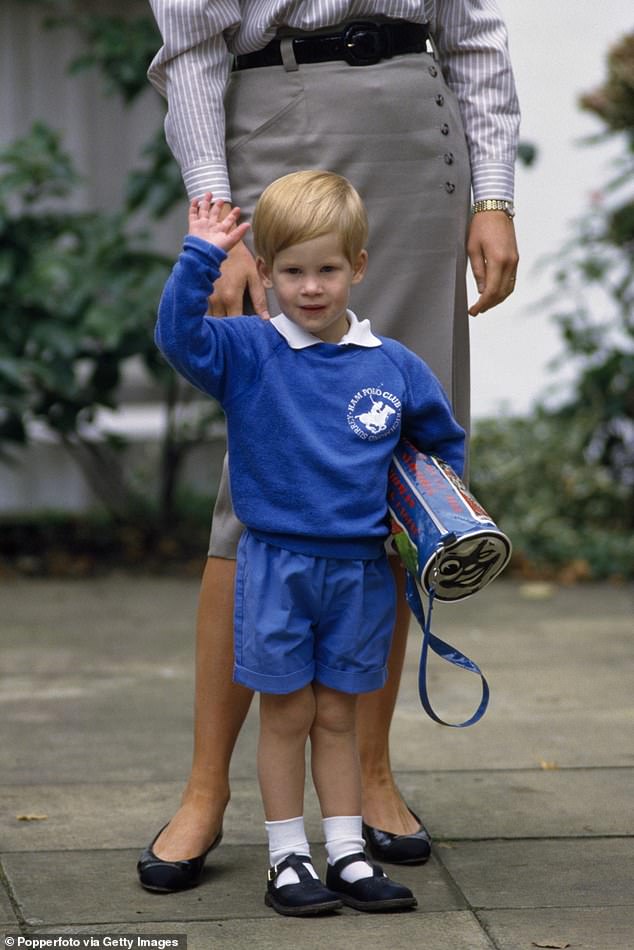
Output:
[{"xmin": 469, "ymin": 2, "xmax": 632, "ymax": 417}]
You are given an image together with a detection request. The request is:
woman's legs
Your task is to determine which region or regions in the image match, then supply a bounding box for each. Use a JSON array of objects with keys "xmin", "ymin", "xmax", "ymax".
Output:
[
  {"xmin": 151, "ymin": 556, "xmax": 253, "ymax": 861},
  {"xmin": 357, "ymin": 557, "xmax": 420, "ymax": 836}
]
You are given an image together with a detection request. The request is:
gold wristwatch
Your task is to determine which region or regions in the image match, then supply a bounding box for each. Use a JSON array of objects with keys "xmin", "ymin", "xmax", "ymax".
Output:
[{"xmin": 472, "ymin": 199, "xmax": 515, "ymax": 219}]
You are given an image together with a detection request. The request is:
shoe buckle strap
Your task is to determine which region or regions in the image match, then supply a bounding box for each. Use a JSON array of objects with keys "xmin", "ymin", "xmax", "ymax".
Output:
[
  {"xmin": 269, "ymin": 852, "xmax": 312, "ymax": 882},
  {"xmin": 333, "ymin": 850, "xmax": 369, "ymax": 871}
]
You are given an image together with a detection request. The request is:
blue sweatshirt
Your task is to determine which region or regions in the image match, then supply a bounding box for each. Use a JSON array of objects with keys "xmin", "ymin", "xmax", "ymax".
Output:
[{"xmin": 156, "ymin": 237, "xmax": 465, "ymax": 558}]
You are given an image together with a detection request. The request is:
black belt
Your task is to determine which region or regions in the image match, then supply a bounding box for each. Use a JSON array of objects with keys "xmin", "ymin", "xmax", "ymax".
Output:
[{"xmin": 234, "ymin": 20, "xmax": 429, "ymax": 70}]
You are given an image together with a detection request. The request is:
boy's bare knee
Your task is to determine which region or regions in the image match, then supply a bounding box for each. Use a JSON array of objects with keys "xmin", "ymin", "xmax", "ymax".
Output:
[
  {"xmin": 260, "ymin": 686, "xmax": 315, "ymax": 738},
  {"xmin": 312, "ymin": 684, "xmax": 357, "ymax": 737}
]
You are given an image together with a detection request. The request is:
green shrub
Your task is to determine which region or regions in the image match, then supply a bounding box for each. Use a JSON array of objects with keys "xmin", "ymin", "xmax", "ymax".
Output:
[{"xmin": 470, "ymin": 411, "xmax": 633, "ymax": 579}]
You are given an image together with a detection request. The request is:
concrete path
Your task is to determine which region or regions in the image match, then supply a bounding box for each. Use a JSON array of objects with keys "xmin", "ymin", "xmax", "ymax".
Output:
[{"xmin": 1, "ymin": 576, "xmax": 633, "ymax": 950}]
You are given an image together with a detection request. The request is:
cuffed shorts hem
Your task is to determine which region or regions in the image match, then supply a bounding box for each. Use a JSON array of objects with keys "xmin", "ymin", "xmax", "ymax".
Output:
[
  {"xmin": 232, "ymin": 659, "xmax": 387, "ymax": 695},
  {"xmin": 314, "ymin": 661, "xmax": 388, "ymax": 694},
  {"xmin": 233, "ymin": 660, "xmax": 315, "ymax": 694}
]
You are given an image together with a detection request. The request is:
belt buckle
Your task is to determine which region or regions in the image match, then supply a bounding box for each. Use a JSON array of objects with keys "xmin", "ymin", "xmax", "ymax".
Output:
[{"xmin": 342, "ymin": 21, "xmax": 384, "ymax": 67}]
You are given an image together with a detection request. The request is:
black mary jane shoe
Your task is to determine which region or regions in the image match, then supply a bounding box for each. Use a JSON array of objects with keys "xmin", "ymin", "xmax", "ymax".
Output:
[
  {"xmin": 265, "ymin": 853, "xmax": 343, "ymax": 917},
  {"xmin": 137, "ymin": 823, "xmax": 223, "ymax": 893},
  {"xmin": 326, "ymin": 851, "xmax": 417, "ymax": 912},
  {"xmin": 363, "ymin": 808, "xmax": 432, "ymax": 866}
]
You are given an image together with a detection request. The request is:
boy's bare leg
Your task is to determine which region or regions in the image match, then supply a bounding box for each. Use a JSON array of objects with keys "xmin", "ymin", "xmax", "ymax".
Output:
[
  {"xmin": 310, "ymin": 684, "xmax": 361, "ymax": 817},
  {"xmin": 311, "ymin": 683, "xmax": 416, "ymax": 913},
  {"xmin": 151, "ymin": 557, "xmax": 253, "ymax": 861},
  {"xmin": 258, "ymin": 686, "xmax": 316, "ymax": 820},
  {"xmin": 357, "ymin": 558, "xmax": 420, "ymax": 835}
]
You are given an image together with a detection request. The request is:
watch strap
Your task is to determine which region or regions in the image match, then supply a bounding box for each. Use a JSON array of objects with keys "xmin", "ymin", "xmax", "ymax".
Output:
[{"xmin": 472, "ymin": 199, "xmax": 515, "ymax": 218}]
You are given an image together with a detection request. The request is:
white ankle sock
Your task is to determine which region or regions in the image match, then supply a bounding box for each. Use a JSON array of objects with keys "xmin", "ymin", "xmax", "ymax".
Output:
[
  {"xmin": 265, "ymin": 816, "xmax": 318, "ymax": 888},
  {"xmin": 322, "ymin": 815, "xmax": 373, "ymax": 883}
]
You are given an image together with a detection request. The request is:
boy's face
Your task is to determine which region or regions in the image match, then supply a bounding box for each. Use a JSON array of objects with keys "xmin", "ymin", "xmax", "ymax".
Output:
[{"xmin": 257, "ymin": 232, "xmax": 367, "ymax": 343}]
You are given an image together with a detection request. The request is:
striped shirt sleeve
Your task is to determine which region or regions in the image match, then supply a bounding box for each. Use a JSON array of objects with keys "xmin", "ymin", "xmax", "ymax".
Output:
[
  {"xmin": 147, "ymin": 0, "xmax": 239, "ymax": 201},
  {"xmin": 433, "ymin": 0, "xmax": 520, "ymax": 201}
]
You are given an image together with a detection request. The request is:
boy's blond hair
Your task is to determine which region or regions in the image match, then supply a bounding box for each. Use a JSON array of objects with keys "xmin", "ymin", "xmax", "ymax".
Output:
[{"xmin": 252, "ymin": 170, "xmax": 368, "ymax": 266}]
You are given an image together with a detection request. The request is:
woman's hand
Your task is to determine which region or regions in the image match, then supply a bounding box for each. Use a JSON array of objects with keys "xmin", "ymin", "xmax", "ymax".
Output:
[{"xmin": 467, "ymin": 211, "xmax": 519, "ymax": 315}]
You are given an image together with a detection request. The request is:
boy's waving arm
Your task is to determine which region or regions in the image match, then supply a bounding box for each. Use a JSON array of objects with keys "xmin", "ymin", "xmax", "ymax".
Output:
[{"xmin": 155, "ymin": 198, "xmax": 252, "ymax": 400}]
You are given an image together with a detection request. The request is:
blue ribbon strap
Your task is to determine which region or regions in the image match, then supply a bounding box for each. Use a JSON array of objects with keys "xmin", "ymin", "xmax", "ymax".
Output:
[{"xmin": 405, "ymin": 573, "xmax": 490, "ymax": 728}]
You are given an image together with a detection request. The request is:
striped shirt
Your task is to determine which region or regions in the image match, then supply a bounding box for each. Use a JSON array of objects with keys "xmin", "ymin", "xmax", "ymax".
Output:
[{"xmin": 148, "ymin": 1, "xmax": 520, "ymax": 203}]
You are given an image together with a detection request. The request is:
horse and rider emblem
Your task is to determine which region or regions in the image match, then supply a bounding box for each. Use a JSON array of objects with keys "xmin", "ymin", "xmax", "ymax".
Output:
[{"xmin": 347, "ymin": 387, "xmax": 401, "ymax": 441}]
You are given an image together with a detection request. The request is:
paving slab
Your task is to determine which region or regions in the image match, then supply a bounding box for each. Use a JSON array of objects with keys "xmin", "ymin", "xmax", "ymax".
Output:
[
  {"xmin": 1, "ymin": 846, "xmax": 461, "ymax": 927},
  {"xmin": 437, "ymin": 838, "xmax": 634, "ymax": 910},
  {"xmin": 3, "ymin": 766, "xmax": 633, "ymax": 854},
  {"xmin": 395, "ymin": 657, "xmax": 634, "ymax": 719},
  {"xmin": 2, "ymin": 675, "xmax": 196, "ymax": 785},
  {"xmin": 1, "ymin": 577, "xmax": 201, "ymax": 652},
  {"xmin": 478, "ymin": 906, "xmax": 634, "ymax": 950},
  {"xmin": 26, "ymin": 911, "xmax": 496, "ymax": 950},
  {"xmin": 393, "ymin": 767, "xmax": 634, "ymax": 838},
  {"xmin": 2, "ymin": 782, "xmax": 194, "ymax": 852},
  {"xmin": 0, "ymin": 780, "xmax": 271, "ymax": 853},
  {"xmin": 388, "ymin": 717, "xmax": 634, "ymax": 771},
  {"xmin": 388, "ymin": 667, "xmax": 634, "ymax": 773},
  {"xmin": 399, "ymin": 583, "xmax": 634, "ymax": 677}
]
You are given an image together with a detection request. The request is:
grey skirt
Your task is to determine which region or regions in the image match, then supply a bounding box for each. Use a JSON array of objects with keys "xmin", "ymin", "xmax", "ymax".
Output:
[{"xmin": 209, "ymin": 47, "xmax": 471, "ymax": 558}]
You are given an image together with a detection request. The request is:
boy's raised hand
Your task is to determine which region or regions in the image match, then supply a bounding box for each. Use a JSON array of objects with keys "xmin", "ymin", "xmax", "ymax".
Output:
[{"xmin": 188, "ymin": 193, "xmax": 250, "ymax": 254}]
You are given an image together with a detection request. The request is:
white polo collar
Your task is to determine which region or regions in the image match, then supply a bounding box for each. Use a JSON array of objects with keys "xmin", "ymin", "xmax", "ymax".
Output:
[{"xmin": 270, "ymin": 310, "xmax": 382, "ymax": 349}]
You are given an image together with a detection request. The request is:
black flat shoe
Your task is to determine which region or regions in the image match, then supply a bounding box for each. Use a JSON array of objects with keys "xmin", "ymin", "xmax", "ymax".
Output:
[
  {"xmin": 264, "ymin": 853, "xmax": 343, "ymax": 917},
  {"xmin": 362, "ymin": 808, "xmax": 432, "ymax": 865},
  {"xmin": 325, "ymin": 852, "xmax": 417, "ymax": 912},
  {"xmin": 137, "ymin": 823, "xmax": 223, "ymax": 892}
]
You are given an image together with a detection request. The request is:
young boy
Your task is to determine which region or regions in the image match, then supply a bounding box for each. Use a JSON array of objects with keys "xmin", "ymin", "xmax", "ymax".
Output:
[{"xmin": 155, "ymin": 171, "xmax": 465, "ymax": 917}]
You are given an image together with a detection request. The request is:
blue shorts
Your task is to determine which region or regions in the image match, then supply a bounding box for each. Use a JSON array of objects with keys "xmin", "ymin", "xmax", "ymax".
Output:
[{"xmin": 233, "ymin": 532, "xmax": 396, "ymax": 695}]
